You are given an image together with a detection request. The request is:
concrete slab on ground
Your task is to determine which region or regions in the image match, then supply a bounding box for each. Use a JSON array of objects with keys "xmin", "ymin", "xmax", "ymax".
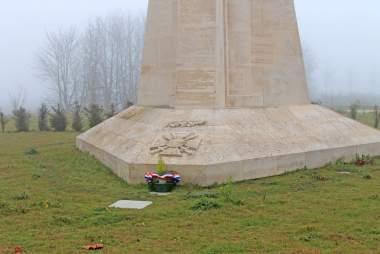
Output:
[{"xmin": 109, "ymin": 200, "xmax": 152, "ymax": 209}]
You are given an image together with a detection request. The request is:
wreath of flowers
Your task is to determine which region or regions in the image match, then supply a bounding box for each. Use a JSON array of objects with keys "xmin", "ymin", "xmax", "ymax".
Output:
[{"xmin": 144, "ymin": 171, "xmax": 181, "ymax": 184}]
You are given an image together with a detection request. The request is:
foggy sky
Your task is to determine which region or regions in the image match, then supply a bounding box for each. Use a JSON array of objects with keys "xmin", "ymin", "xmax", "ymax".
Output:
[
  {"xmin": 0, "ymin": 0, "xmax": 148, "ymax": 112},
  {"xmin": 0, "ymin": 0, "xmax": 379, "ymax": 112},
  {"xmin": 296, "ymin": 0, "xmax": 380, "ymax": 101}
]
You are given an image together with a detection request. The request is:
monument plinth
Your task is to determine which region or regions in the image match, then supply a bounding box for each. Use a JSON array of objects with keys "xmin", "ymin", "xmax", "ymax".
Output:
[{"xmin": 77, "ymin": 0, "xmax": 380, "ymax": 186}]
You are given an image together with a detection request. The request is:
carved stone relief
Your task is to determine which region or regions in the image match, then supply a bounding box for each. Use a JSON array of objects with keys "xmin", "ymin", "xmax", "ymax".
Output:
[
  {"xmin": 150, "ymin": 132, "xmax": 202, "ymax": 157},
  {"xmin": 166, "ymin": 120, "xmax": 207, "ymax": 128}
]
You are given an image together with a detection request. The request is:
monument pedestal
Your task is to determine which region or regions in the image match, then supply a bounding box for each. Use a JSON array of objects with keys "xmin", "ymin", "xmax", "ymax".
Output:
[{"xmin": 77, "ymin": 105, "xmax": 380, "ymax": 186}]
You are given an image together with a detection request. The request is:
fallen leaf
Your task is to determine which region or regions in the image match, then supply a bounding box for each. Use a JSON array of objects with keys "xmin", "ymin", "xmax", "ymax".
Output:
[
  {"xmin": 83, "ymin": 243, "xmax": 104, "ymax": 251},
  {"xmin": 15, "ymin": 246, "xmax": 23, "ymax": 254}
]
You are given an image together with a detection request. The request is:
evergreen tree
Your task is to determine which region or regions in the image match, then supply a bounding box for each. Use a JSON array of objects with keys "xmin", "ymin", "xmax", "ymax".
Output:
[
  {"xmin": 72, "ymin": 102, "xmax": 83, "ymax": 132},
  {"xmin": 106, "ymin": 104, "xmax": 116, "ymax": 119},
  {"xmin": 85, "ymin": 104, "xmax": 104, "ymax": 128},
  {"xmin": 350, "ymin": 103, "xmax": 359, "ymax": 120},
  {"xmin": 13, "ymin": 107, "xmax": 31, "ymax": 132},
  {"xmin": 375, "ymin": 105, "xmax": 379, "ymax": 129},
  {"xmin": 50, "ymin": 104, "xmax": 67, "ymax": 131},
  {"xmin": 0, "ymin": 111, "xmax": 8, "ymax": 133},
  {"xmin": 38, "ymin": 103, "xmax": 49, "ymax": 131}
]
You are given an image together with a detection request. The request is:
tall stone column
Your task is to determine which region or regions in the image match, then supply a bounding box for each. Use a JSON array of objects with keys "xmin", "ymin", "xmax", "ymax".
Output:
[{"xmin": 138, "ymin": 0, "xmax": 309, "ymax": 108}]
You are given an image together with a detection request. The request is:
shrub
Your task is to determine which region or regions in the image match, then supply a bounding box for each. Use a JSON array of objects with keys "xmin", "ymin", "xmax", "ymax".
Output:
[
  {"xmin": 13, "ymin": 191, "xmax": 30, "ymax": 200},
  {"xmin": 50, "ymin": 104, "xmax": 67, "ymax": 131},
  {"xmin": 13, "ymin": 107, "xmax": 31, "ymax": 132},
  {"xmin": 349, "ymin": 103, "xmax": 359, "ymax": 120},
  {"xmin": 375, "ymin": 105, "xmax": 379, "ymax": 129},
  {"xmin": 0, "ymin": 201, "xmax": 12, "ymax": 215},
  {"xmin": 24, "ymin": 147, "xmax": 39, "ymax": 156},
  {"xmin": 0, "ymin": 111, "xmax": 8, "ymax": 133},
  {"xmin": 191, "ymin": 198, "xmax": 221, "ymax": 211},
  {"xmin": 106, "ymin": 103, "xmax": 116, "ymax": 119},
  {"xmin": 220, "ymin": 179, "xmax": 233, "ymax": 202},
  {"xmin": 72, "ymin": 102, "xmax": 83, "ymax": 132},
  {"xmin": 156, "ymin": 158, "xmax": 167, "ymax": 175},
  {"xmin": 38, "ymin": 103, "xmax": 49, "ymax": 131},
  {"xmin": 53, "ymin": 215, "xmax": 74, "ymax": 226},
  {"xmin": 85, "ymin": 104, "xmax": 104, "ymax": 128},
  {"xmin": 220, "ymin": 179, "xmax": 244, "ymax": 205}
]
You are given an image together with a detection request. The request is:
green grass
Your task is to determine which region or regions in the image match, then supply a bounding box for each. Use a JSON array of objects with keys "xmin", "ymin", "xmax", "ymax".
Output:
[
  {"xmin": 333, "ymin": 109, "xmax": 379, "ymax": 129},
  {"xmin": 356, "ymin": 111, "xmax": 378, "ymax": 128},
  {"xmin": 0, "ymin": 132, "xmax": 380, "ymax": 253}
]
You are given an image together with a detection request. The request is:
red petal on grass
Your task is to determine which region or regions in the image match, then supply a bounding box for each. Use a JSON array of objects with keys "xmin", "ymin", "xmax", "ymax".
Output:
[{"xmin": 15, "ymin": 246, "xmax": 23, "ymax": 254}]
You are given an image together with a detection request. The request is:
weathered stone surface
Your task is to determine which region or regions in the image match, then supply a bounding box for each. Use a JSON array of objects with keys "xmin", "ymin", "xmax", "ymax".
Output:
[
  {"xmin": 138, "ymin": 0, "xmax": 309, "ymax": 108},
  {"xmin": 166, "ymin": 121, "xmax": 207, "ymax": 128},
  {"xmin": 77, "ymin": 105, "xmax": 380, "ymax": 186},
  {"xmin": 150, "ymin": 132, "xmax": 202, "ymax": 157}
]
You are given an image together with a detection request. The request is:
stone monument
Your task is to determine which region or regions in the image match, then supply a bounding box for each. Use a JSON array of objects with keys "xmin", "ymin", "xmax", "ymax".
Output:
[{"xmin": 77, "ymin": 0, "xmax": 380, "ymax": 186}]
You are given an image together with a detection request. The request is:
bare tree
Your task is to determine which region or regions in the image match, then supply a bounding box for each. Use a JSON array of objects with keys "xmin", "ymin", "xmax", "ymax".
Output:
[
  {"xmin": 80, "ymin": 13, "xmax": 145, "ymax": 110},
  {"xmin": 80, "ymin": 19, "xmax": 103, "ymax": 106},
  {"xmin": 37, "ymin": 28, "xmax": 79, "ymax": 111},
  {"xmin": 36, "ymin": 13, "xmax": 145, "ymax": 112},
  {"xmin": 9, "ymin": 86, "xmax": 26, "ymax": 111}
]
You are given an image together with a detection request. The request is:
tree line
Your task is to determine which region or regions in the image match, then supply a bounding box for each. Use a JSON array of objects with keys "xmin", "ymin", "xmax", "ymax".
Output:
[
  {"xmin": 0, "ymin": 12, "xmax": 145, "ymax": 133},
  {"xmin": 0, "ymin": 102, "xmax": 114, "ymax": 133},
  {"xmin": 37, "ymin": 13, "xmax": 144, "ymax": 112}
]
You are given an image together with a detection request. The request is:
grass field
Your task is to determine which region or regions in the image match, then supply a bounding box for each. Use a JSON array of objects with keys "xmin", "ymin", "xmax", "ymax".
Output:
[
  {"xmin": 339, "ymin": 110, "xmax": 378, "ymax": 129},
  {"xmin": 0, "ymin": 132, "xmax": 379, "ymax": 253}
]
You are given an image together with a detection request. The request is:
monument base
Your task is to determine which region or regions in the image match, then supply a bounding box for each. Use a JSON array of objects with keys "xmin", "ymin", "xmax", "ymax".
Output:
[{"xmin": 77, "ymin": 105, "xmax": 380, "ymax": 186}]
